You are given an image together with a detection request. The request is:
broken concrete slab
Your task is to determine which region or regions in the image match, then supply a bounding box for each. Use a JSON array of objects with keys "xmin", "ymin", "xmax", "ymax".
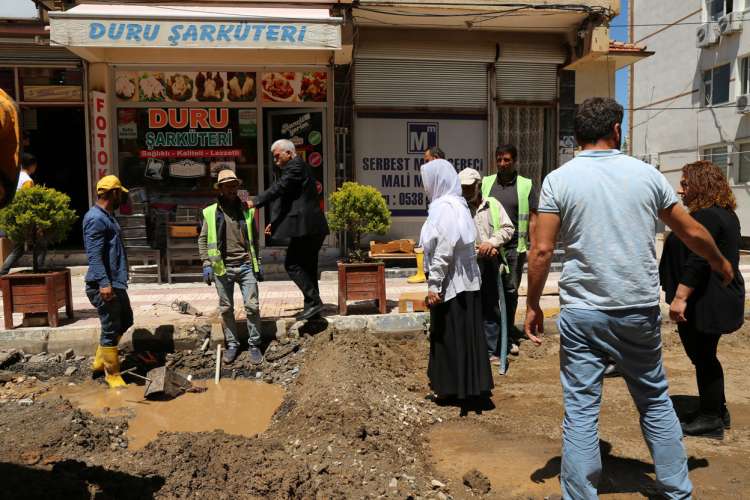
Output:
[{"xmin": 0, "ymin": 350, "xmax": 21, "ymax": 369}]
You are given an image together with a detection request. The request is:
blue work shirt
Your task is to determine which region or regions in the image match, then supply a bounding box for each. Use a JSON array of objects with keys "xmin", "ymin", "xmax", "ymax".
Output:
[
  {"xmin": 83, "ymin": 205, "xmax": 129, "ymax": 289},
  {"xmin": 538, "ymin": 149, "xmax": 679, "ymax": 310}
]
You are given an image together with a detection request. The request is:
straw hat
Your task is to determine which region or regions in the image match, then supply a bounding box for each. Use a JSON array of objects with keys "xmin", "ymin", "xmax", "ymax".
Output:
[{"xmin": 215, "ymin": 169, "xmax": 242, "ymax": 188}]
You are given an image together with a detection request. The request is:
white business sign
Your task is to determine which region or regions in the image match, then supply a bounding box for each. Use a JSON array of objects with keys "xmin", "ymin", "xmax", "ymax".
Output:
[
  {"xmin": 51, "ymin": 18, "xmax": 341, "ymax": 50},
  {"xmin": 90, "ymin": 91, "xmax": 111, "ymax": 182},
  {"xmin": 355, "ymin": 116, "xmax": 488, "ymax": 216}
]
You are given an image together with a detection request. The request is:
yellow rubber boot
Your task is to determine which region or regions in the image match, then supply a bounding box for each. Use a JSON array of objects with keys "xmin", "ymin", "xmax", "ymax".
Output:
[
  {"xmin": 91, "ymin": 345, "xmax": 105, "ymax": 373},
  {"xmin": 101, "ymin": 346, "xmax": 127, "ymax": 388},
  {"xmin": 407, "ymin": 248, "xmax": 426, "ymax": 284}
]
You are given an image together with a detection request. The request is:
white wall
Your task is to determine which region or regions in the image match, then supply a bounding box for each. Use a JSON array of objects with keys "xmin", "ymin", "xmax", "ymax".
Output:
[{"xmin": 632, "ymin": 0, "xmax": 750, "ymax": 236}]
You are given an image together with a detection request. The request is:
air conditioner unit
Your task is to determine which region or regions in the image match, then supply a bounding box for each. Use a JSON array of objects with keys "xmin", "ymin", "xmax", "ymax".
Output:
[
  {"xmin": 719, "ymin": 11, "xmax": 743, "ymax": 35},
  {"xmin": 696, "ymin": 23, "xmax": 720, "ymax": 47},
  {"xmin": 736, "ymin": 94, "xmax": 750, "ymax": 114}
]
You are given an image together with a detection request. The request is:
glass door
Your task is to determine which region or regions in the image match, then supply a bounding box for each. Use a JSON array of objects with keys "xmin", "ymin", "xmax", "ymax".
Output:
[{"xmin": 263, "ymin": 109, "xmax": 326, "ymax": 247}]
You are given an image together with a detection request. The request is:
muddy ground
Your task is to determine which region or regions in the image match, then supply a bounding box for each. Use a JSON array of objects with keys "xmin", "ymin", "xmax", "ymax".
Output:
[{"xmin": 0, "ymin": 319, "xmax": 748, "ymax": 499}]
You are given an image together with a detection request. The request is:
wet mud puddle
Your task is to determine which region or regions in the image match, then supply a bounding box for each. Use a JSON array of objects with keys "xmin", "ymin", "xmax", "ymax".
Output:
[{"xmin": 49, "ymin": 379, "xmax": 285, "ymax": 450}]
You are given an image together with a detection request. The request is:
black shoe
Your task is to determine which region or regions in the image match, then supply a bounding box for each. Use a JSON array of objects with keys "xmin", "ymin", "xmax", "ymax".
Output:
[
  {"xmin": 680, "ymin": 406, "xmax": 731, "ymax": 430},
  {"xmin": 248, "ymin": 346, "xmax": 264, "ymax": 365},
  {"xmin": 681, "ymin": 413, "xmax": 724, "ymax": 440},
  {"xmin": 223, "ymin": 347, "xmax": 239, "ymax": 365},
  {"xmin": 297, "ymin": 304, "xmax": 324, "ymax": 321}
]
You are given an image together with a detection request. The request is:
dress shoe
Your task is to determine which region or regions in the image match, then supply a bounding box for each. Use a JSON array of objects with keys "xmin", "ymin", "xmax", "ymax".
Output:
[
  {"xmin": 223, "ymin": 347, "xmax": 239, "ymax": 365},
  {"xmin": 297, "ymin": 304, "xmax": 324, "ymax": 321},
  {"xmin": 681, "ymin": 413, "xmax": 724, "ymax": 440},
  {"xmin": 681, "ymin": 406, "xmax": 730, "ymax": 430}
]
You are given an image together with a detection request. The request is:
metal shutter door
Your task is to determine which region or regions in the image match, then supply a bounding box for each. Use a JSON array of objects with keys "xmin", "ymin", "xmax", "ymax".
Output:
[
  {"xmin": 496, "ymin": 62, "xmax": 558, "ymax": 102},
  {"xmin": 354, "ymin": 59, "xmax": 488, "ymax": 109},
  {"xmin": 0, "ymin": 45, "xmax": 81, "ymax": 66}
]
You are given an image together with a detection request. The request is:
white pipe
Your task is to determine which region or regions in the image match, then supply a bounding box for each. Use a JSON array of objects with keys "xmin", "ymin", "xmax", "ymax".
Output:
[{"xmin": 214, "ymin": 344, "xmax": 222, "ymax": 385}]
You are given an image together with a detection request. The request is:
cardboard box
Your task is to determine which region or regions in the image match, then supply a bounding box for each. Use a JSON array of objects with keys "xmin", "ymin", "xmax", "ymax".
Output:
[{"xmin": 398, "ymin": 292, "xmax": 427, "ymax": 313}]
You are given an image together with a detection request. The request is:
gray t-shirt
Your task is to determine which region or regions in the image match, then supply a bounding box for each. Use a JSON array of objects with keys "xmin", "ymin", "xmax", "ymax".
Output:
[{"xmin": 538, "ymin": 150, "xmax": 679, "ymax": 310}]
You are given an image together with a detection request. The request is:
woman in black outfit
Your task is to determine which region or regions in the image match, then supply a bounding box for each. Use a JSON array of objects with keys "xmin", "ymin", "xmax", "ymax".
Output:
[{"xmin": 659, "ymin": 161, "xmax": 745, "ymax": 440}]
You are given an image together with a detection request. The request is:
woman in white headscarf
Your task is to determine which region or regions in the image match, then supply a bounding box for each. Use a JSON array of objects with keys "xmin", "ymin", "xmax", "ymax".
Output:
[{"xmin": 420, "ymin": 159, "xmax": 493, "ymax": 402}]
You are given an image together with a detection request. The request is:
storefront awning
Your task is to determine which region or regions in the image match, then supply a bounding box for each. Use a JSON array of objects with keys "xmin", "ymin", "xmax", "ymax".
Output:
[{"xmin": 49, "ymin": 4, "xmax": 342, "ymax": 54}]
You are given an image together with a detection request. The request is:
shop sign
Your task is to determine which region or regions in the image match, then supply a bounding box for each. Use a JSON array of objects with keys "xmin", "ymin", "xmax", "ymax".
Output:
[
  {"xmin": 90, "ymin": 91, "xmax": 111, "ymax": 181},
  {"xmin": 355, "ymin": 116, "xmax": 487, "ymax": 217},
  {"xmin": 261, "ymin": 71, "xmax": 327, "ymax": 103},
  {"xmin": 51, "ymin": 19, "xmax": 341, "ymax": 50},
  {"xmin": 142, "ymin": 108, "xmax": 235, "ymax": 155},
  {"xmin": 23, "ymin": 85, "xmax": 82, "ymax": 102},
  {"xmin": 168, "ymin": 159, "xmax": 206, "ymax": 178},
  {"xmin": 116, "ymin": 71, "xmax": 257, "ymax": 103}
]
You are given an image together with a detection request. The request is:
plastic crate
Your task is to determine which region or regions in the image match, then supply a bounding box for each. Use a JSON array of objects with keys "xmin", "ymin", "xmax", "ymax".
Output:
[{"xmin": 168, "ymin": 223, "xmax": 199, "ymax": 238}]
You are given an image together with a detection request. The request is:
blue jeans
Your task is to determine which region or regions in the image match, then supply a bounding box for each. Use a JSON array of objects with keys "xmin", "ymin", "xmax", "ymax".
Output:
[
  {"xmin": 85, "ymin": 284, "xmax": 133, "ymax": 347},
  {"xmin": 557, "ymin": 306, "xmax": 691, "ymax": 500},
  {"xmin": 214, "ymin": 262, "xmax": 261, "ymax": 349}
]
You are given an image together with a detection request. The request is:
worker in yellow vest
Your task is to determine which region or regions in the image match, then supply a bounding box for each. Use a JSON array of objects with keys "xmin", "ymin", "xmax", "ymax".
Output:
[
  {"xmin": 480, "ymin": 145, "xmax": 538, "ymax": 353},
  {"xmin": 459, "ymin": 167, "xmax": 514, "ymax": 367},
  {"xmin": 198, "ymin": 169, "xmax": 263, "ymax": 365}
]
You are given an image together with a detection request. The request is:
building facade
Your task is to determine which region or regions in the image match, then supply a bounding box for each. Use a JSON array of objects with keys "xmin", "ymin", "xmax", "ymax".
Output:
[
  {"xmin": 40, "ymin": 0, "xmax": 627, "ymax": 250},
  {"xmin": 631, "ymin": 0, "xmax": 750, "ymax": 238}
]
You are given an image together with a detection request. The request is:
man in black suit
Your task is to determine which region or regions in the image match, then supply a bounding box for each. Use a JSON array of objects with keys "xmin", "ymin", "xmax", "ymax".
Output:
[{"xmin": 249, "ymin": 139, "xmax": 330, "ymax": 320}]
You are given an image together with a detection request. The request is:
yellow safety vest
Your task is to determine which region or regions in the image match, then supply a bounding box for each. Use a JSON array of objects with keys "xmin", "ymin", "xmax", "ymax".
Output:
[
  {"xmin": 481, "ymin": 174, "xmax": 532, "ymax": 253},
  {"xmin": 203, "ymin": 203, "xmax": 259, "ymax": 276},
  {"xmin": 486, "ymin": 196, "xmax": 509, "ymax": 268}
]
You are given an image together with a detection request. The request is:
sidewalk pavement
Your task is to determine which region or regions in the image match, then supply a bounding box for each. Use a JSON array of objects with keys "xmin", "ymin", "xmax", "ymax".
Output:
[{"xmin": 0, "ymin": 269, "xmax": 562, "ymax": 355}]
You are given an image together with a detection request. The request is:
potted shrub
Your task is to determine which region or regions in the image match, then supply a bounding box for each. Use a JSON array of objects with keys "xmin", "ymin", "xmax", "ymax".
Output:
[
  {"xmin": 0, "ymin": 186, "xmax": 77, "ymax": 328},
  {"xmin": 327, "ymin": 182, "xmax": 391, "ymax": 315}
]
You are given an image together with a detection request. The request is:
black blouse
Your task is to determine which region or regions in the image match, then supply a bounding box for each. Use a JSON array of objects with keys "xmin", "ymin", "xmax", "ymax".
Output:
[{"xmin": 659, "ymin": 206, "xmax": 744, "ymax": 334}]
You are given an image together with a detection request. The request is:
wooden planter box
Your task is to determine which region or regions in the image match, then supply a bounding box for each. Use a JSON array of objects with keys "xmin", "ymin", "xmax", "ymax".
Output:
[
  {"xmin": 337, "ymin": 262, "xmax": 386, "ymax": 315},
  {"xmin": 0, "ymin": 269, "xmax": 73, "ymax": 329}
]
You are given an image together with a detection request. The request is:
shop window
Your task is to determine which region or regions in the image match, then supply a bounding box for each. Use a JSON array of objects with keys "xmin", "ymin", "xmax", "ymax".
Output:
[
  {"xmin": 738, "ymin": 143, "xmax": 750, "ymax": 183},
  {"xmin": 704, "ymin": 146, "xmax": 729, "ymax": 176},
  {"xmin": 19, "ymin": 67, "xmax": 83, "ymax": 102},
  {"xmin": 707, "ymin": 0, "xmax": 733, "ymax": 21},
  {"xmin": 497, "ymin": 106, "xmax": 556, "ymax": 186},
  {"xmin": 117, "ymin": 107, "xmax": 258, "ymax": 201},
  {"xmin": 703, "ymin": 64, "xmax": 730, "ymax": 106},
  {"xmin": 0, "ymin": 69, "xmax": 15, "ymax": 99}
]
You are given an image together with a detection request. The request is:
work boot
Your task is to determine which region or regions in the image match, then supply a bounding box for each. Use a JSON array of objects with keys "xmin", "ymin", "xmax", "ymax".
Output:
[
  {"xmin": 223, "ymin": 347, "xmax": 239, "ymax": 365},
  {"xmin": 100, "ymin": 346, "xmax": 127, "ymax": 389},
  {"xmin": 91, "ymin": 345, "xmax": 105, "ymax": 373},
  {"xmin": 681, "ymin": 406, "xmax": 731, "ymax": 430},
  {"xmin": 407, "ymin": 248, "xmax": 426, "ymax": 284},
  {"xmin": 681, "ymin": 413, "xmax": 724, "ymax": 440},
  {"xmin": 248, "ymin": 346, "xmax": 264, "ymax": 365},
  {"xmin": 297, "ymin": 303, "xmax": 324, "ymax": 321}
]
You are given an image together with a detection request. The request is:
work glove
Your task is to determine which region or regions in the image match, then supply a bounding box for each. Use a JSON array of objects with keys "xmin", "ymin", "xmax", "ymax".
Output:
[{"xmin": 202, "ymin": 265, "xmax": 214, "ymax": 285}]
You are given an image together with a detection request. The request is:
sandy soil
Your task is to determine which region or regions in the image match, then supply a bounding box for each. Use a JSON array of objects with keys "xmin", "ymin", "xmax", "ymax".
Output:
[{"xmin": 0, "ymin": 319, "xmax": 748, "ymax": 499}]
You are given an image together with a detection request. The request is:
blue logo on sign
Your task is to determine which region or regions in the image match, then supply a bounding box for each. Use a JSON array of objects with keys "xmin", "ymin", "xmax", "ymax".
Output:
[{"xmin": 407, "ymin": 122, "xmax": 438, "ymax": 154}]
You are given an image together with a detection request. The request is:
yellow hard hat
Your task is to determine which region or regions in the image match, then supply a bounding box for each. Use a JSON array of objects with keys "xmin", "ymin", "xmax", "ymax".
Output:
[{"xmin": 96, "ymin": 175, "xmax": 128, "ymax": 195}]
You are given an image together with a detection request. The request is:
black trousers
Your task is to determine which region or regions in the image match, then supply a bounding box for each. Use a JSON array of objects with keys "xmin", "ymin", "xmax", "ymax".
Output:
[
  {"xmin": 678, "ymin": 322, "xmax": 725, "ymax": 417},
  {"xmin": 285, "ymin": 234, "xmax": 325, "ymax": 310},
  {"xmin": 501, "ymin": 247, "xmax": 526, "ymax": 339}
]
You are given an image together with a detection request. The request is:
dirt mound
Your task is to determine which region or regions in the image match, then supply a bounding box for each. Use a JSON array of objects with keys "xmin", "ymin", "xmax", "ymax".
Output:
[
  {"xmin": 166, "ymin": 337, "xmax": 308, "ymax": 386},
  {"xmin": 0, "ymin": 399, "xmax": 128, "ymax": 463}
]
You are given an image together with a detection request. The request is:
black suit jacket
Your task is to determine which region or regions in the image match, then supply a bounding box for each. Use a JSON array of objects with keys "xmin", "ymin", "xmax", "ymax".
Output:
[
  {"xmin": 660, "ymin": 206, "xmax": 745, "ymax": 335},
  {"xmin": 253, "ymin": 156, "xmax": 329, "ymax": 240}
]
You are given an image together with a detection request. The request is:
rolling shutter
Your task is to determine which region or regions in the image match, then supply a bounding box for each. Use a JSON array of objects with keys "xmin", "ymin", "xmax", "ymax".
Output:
[
  {"xmin": 354, "ymin": 59, "xmax": 488, "ymax": 109},
  {"xmin": 496, "ymin": 61, "xmax": 559, "ymax": 102},
  {"xmin": 0, "ymin": 44, "xmax": 81, "ymax": 67}
]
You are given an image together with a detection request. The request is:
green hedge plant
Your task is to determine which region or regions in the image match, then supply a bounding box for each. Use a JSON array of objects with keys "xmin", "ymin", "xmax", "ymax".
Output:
[
  {"xmin": 0, "ymin": 186, "xmax": 77, "ymax": 272},
  {"xmin": 327, "ymin": 182, "xmax": 391, "ymax": 262}
]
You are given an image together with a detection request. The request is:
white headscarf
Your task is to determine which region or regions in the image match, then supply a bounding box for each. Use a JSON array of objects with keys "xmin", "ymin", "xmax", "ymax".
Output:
[{"xmin": 419, "ymin": 159, "xmax": 476, "ymax": 251}]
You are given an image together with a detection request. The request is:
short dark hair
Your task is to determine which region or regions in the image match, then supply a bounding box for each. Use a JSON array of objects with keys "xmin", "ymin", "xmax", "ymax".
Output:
[
  {"xmin": 427, "ymin": 147, "xmax": 445, "ymax": 159},
  {"xmin": 21, "ymin": 153, "xmax": 36, "ymax": 169},
  {"xmin": 574, "ymin": 97, "xmax": 624, "ymax": 145},
  {"xmin": 495, "ymin": 144, "xmax": 517, "ymax": 160}
]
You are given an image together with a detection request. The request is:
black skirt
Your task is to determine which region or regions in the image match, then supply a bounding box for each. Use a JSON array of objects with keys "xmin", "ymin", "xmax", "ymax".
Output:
[{"xmin": 428, "ymin": 290, "xmax": 494, "ymax": 399}]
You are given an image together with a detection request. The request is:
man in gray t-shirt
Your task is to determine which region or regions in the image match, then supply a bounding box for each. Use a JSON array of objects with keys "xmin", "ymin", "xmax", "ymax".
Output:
[{"xmin": 524, "ymin": 97, "xmax": 732, "ymax": 499}]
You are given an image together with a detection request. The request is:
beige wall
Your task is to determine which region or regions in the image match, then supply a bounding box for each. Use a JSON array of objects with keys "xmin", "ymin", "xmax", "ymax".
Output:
[{"xmin": 574, "ymin": 58, "xmax": 617, "ymax": 103}]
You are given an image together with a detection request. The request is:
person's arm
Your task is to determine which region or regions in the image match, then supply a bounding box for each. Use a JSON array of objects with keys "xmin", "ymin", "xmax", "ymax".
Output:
[
  {"xmin": 83, "ymin": 216, "xmax": 111, "ymax": 289},
  {"xmin": 669, "ymin": 283, "xmax": 694, "ymax": 323},
  {"xmin": 487, "ymin": 203, "xmax": 515, "ymax": 248},
  {"xmin": 524, "ymin": 212, "xmax": 560, "ymax": 345},
  {"xmin": 251, "ymin": 160, "xmax": 303, "ymax": 209},
  {"xmin": 197, "ymin": 219, "xmax": 210, "ymax": 267},
  {"xmin": 659, "ymin": 204, "xmax": 733, "ymax": 284},
  {"xmin": 425, "ymin": 227, "xmax": 454, "ymax": 306},
  {"xmin": 527, "ymin": 184, "xmax": 540, "ymax": 248}
]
